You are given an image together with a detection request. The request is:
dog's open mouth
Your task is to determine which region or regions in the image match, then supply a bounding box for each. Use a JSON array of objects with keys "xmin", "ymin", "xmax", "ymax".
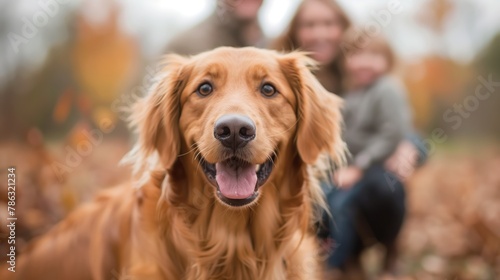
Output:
[{"xmin": 200, "ymin": 155, "xmax": 275, "ymax": 207}]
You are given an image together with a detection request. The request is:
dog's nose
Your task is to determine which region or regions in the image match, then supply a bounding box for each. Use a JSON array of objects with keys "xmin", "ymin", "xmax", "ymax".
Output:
[{"xmin": 214, "ymin": 114, "xmax": 256, "ymax": 149}]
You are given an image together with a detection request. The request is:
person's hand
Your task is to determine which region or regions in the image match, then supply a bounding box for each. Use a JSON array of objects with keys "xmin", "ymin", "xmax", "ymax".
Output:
[
  {"xmin": 333, "ymin": 166, "xmax": 363, "ymax": 189},
  {"xmin": 385, "ymin": 140, "xmax": 419, "ymax": 181}
]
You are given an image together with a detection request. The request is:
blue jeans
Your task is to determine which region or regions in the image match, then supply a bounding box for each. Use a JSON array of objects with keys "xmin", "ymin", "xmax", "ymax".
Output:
[{"xmin": 323, "ymin": 165, "xmax": 406, "ymax": 269}]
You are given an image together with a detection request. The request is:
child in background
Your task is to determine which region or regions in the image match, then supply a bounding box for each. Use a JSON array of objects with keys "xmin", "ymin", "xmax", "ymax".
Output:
[{"xmin": 326, "ymin": 30, "xmax": 411, "ymax": 279}]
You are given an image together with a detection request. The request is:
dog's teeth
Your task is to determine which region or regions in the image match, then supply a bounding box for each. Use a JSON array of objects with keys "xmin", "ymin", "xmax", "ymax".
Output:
[{"xmin": 255, "ymin": 164, "xmax": 260, "ymax": 171}]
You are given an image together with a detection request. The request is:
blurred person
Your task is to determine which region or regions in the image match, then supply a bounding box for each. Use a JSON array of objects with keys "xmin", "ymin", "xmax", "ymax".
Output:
[
  {"xmin": 165, "ymin": 0, "xmax": 267, "ymax": 55},
  {"xmin": 275, "ymin": 2, "xmax": 420, "ymax": 277},
  {"xmin": 273, "ymin": 0, "xmax": 350, "ymax": 94},
  {"xmin": 328, "ymin": 31, "xmax": 410, "ymax": 279},
  {"xmin": 274, "ymin": 0, "xmax": 424, "ymax": 181}
]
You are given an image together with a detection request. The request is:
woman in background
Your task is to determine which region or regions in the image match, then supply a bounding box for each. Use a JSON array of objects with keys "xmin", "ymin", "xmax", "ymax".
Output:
[
  {"xmin": 274, "ymin": 0, "xmax": 350, "ymax": 94},
  {"xmin": 274, "ymin": 1, "xmax": 424, "ymax": 279},
  {"xmin": 274, "ymin": 0, "xmax": 423, "ymax": 178}
]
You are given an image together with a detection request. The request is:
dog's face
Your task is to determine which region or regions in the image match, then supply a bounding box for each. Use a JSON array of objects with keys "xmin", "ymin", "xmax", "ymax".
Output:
[
  {"xmin": 180, "ymin": 49, "xmax": 300, "ymax": 207},
  {"xmin": 134, "ymin": 47, "xmax": 343, "ymax": 208}
]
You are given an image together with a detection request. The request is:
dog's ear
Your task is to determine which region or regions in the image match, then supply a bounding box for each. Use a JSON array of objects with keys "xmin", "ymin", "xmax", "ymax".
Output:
[
  {"xmin": 131, "ymin": 54, "xmax": 191, "ymax": 171},
  {"xmin": 279, "ymin": 52, "xmax": 345, "ymax": 164}
]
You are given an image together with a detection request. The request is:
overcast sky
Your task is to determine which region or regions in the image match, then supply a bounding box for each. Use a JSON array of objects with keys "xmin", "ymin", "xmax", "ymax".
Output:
[{"xmin": 2, "ymin": 0, "xmax": 500, "ymax": 87}]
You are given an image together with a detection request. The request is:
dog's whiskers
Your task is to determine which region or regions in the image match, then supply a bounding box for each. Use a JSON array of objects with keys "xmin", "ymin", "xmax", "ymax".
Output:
[
  {"xmin": 193, "ymin": 145, "xmax": 217, "ymax": 175},
  {"xmin": 266, "ymin": 119, "xmax": 299, "ymax": 138},
  {"xmin": 266, "ymin": 150, "xmax": 278, "ymax": 168},
  {"xmin": 178, "ymin": 143, "xmax": 198, "ymax": 158}
]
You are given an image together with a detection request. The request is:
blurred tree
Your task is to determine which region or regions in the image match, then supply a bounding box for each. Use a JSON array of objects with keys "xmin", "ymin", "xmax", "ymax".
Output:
[
  {"xmin": 1, "ymin": 1, "xmax": 141, "ymax": 139},
  {"xmin": 469, "ymin": 33, "xmax": 500, "ymax": 139},
  {"xmin": 475, "ymin": 33, "xmax": 500, "ymax": 75},
  {"xmin": 0, "ymin": 5, "xmax": 78, "ymax": 138},
  {"xmin": 72, "ymin": 2, "xmax": 139, "ymax": 131},
  {"xmin": 403, "ymin": 57, "xmax": 471, "ymax": 132},
  {"xmin": 417, "ymin": 0, "xmax": 455, "ymax": 56},
  {"xmin": 418, "ymin": 0, "xmax": 454, "ymax": 33}
]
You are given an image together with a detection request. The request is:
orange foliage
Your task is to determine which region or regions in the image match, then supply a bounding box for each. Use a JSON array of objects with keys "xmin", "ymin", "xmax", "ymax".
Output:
[
  {"xmin": 71, "ymin": 1, "xmax": 139, "ymax": 106},
  {"xmin": 403, "ymin": 56, "xmax": 472, "ymax": 129}
]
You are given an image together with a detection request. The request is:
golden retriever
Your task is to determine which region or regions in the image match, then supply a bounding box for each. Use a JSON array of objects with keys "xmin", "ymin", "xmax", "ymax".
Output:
[{"xmin": 4, "ymin": 47, "xmax": 344, "ymax": 280}]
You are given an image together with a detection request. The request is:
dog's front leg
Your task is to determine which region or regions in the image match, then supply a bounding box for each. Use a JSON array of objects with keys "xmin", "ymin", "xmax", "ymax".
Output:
[{"xmin": 284, "ymin": 234, "xmax": 323, "ymax": 280}]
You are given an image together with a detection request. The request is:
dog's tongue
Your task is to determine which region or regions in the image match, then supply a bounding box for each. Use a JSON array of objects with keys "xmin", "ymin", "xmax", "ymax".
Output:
[{"xmin": 216, "ymin": 161, "xmax": 257, "ymax": 199}]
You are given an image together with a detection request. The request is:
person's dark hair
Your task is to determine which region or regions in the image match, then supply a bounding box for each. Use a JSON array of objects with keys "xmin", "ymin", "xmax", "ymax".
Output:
[{"xmin": 273, "ymin": 0, "xmax": 351, "ymax": 93}]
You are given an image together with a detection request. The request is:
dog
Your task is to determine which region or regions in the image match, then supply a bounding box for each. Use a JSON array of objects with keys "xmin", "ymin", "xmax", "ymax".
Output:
[{"xmin": 4, "ymin": 47, "xmax": 344, "ymax": 280}]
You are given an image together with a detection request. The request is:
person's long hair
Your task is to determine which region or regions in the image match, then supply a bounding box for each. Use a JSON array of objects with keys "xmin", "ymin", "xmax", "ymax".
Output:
[{"xmin": 273, "ymin": 0, "xmax": 351, "ymax": 93}]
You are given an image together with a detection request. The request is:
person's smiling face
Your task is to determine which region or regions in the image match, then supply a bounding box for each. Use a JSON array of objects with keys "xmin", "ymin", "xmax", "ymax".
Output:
[
  {"xmin": 346, "ymin": 41, "xmax": 391, "ymax": 88},
  {"xmin": 225, "ymin": 0, "xmax": 263, "ymax": 21},
  {"xmin": 296, "ymin": 0, "xmax": 345, "ymax": 65}
]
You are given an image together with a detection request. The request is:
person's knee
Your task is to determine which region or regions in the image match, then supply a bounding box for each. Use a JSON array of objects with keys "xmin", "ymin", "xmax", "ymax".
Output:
[
  {"xmin": 328, "ymin": 191, "xmax": 352, "ymax": 213},
  {"xmin": 364, "ymin": 166, "xmax": 405, "ymax": 197}
]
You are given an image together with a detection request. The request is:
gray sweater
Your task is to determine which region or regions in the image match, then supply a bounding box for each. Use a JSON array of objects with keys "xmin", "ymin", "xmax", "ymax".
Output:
[{"xmin": 342, "ymin": 76, "xmax": 411, "ymax": 170}]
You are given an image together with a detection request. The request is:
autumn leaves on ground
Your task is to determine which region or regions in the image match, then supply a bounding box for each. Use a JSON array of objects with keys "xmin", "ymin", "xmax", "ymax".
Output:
[{"xmin": 0, "ymin": 133, "xmax": 499, "ymax": 279}]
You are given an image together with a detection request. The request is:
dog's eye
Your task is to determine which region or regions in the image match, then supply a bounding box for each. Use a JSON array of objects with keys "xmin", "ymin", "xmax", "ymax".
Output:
[
  {"xmin": 260, "ymin": 83, "xmax": 277, "ymax": 97},
  {"xmin": 197, "ymin": 82, "xmax": 213, "ymax": 96}
]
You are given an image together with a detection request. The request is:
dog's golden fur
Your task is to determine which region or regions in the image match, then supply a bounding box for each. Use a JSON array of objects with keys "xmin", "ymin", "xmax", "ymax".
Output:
[{"xmin": 4, "ymin": 47, "xmax": 344, "ymax": 280}]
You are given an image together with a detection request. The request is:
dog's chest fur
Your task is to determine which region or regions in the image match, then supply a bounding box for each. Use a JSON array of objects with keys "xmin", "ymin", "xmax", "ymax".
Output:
[{"xmin": 127, "ymin": 173, "xmax": 316, "ymax": 280}]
